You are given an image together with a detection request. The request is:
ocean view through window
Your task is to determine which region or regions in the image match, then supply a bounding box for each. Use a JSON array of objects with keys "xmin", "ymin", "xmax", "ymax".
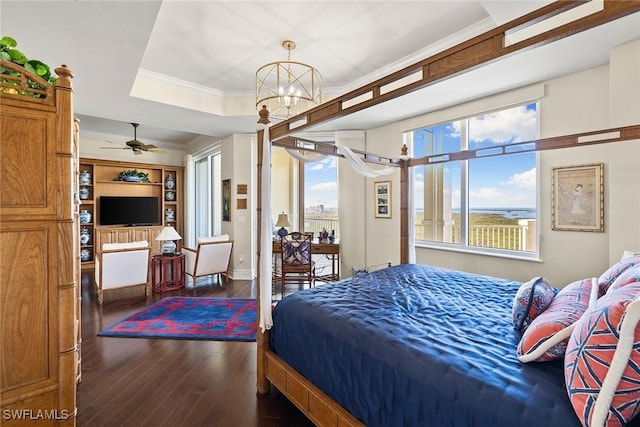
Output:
[{"xmin": 409, "ymin": 103, "xmax": 538, "ymax": 254}]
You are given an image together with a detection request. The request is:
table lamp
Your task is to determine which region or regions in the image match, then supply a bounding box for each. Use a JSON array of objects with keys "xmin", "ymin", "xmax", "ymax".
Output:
[
  {"xmin": 275, "ymin": 213, "xmax": 290, "ymax": 237},
  {"xmin": 156, "ymin": 226, "xmax": 182, "ymax": 255}
]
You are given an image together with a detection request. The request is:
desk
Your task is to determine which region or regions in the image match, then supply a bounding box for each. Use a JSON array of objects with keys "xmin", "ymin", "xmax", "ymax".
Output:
[
  {"xmin": 272, "ymin": 241, "xmax": 340, "ymax": 282},
  {"xmin": 151, "ymin": 253, "xmax": 185, "ymax": 292}
]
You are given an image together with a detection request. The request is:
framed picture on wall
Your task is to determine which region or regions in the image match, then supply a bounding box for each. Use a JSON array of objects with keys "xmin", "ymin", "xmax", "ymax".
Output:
[
  {"xmin": 222, "ymin": 178, "xmax": 231, "ymax": 222},
  {"xmin": 552, "ymin": 163, "xmax": 604, "ymax": 232},
  {"xmin": 374, "ymin": 181, "xmax": 391, "ymax": 218}
]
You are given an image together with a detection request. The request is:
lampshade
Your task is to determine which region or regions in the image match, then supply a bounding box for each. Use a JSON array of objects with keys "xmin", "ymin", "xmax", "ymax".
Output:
[
  {"xmin": 275, "ymin": 213, "xmax": 290, "ymax": 228},
  {"xmin": 156, "ymin": 226, "xmax": 182, "ymax": 255},
  {"xmin": 275, "ymin": 213, "xmax": 290, "ymax": 238},
  {"xmin": 155, "ymin": 226, "xmax": 182, "ymax": 241},
  {"xmin": 256, "ymin": 40, "xmax": 322, "ymax": 120}
]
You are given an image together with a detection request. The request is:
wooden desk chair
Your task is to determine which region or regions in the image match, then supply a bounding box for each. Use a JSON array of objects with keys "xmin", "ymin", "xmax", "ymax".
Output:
[{"xmin": 280, "ymin": 232, "xmax": 315, "ymax": 297}]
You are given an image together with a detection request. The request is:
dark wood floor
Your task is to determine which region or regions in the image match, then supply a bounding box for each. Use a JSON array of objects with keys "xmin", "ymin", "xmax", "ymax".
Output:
[{"xmin": 78, "ymin": 272, "xmax": 315, "ymax": 427}]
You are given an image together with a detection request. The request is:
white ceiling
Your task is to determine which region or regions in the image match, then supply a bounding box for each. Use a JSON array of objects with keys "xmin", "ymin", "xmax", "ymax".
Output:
[{"xmin": 1, "ymin": 1, "xmax": 638, "ymax": 148}]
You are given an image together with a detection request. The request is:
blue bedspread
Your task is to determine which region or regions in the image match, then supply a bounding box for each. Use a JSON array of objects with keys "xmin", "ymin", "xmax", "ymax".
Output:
[{"xmin": 270, "ymin": 264, "xmax": 581, "ymax": 427}]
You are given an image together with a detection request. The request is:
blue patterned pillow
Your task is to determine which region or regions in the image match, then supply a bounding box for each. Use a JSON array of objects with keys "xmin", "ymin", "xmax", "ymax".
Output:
[{"xmin": 512, "ymin": 277, "xmax": 556, "ymax": 332}]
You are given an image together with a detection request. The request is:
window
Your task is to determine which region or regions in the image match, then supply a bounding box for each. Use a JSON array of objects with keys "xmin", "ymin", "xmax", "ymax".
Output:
[
  {"xmin": 409, "ymin": 103, "xmax": 538, "ymax": 255},
  {"xmin": 303, "ymin": 156, "xmax": 339, "ymax": 240},
  {"xmin": 194, "ymin": 149, "xmax": 221, "ymax": 239}
]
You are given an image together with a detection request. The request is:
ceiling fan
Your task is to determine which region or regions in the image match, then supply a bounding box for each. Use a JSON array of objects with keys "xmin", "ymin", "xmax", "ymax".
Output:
[{"xmin": 101, "ymin": 123, "xmax": 167, "ymax": 155}]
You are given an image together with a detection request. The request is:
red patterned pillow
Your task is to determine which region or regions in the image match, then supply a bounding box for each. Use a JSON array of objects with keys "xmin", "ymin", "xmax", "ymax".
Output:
[
  {"xmin": 564, "ymin": 282, "xmax": 640, "ymax": 427},
  {"xmin": 517, "ymin": 278, "xmax": 598, "ymax": 363},
  {"xmin": 598, "ymin": 255, "xmax": 640, "ymax": 296}
]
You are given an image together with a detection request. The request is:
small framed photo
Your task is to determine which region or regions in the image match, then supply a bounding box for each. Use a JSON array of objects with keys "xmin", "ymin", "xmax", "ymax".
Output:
[
  {"xmin": 552, "ymin": 163, "xmax": 604, "ymax": 232},
  {"xmin": 374, "ymin": 181, "xmax": 391, "ymax": 218}
]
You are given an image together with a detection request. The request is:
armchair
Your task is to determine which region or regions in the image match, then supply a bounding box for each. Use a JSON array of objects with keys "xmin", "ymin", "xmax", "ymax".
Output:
[
  {"xmin": 95, "ymin": 240, "xmax": 150, "ymax": 304},
  {"xmin": 183, "ymin": 234, "xmax": 234, "ymax": 286}
]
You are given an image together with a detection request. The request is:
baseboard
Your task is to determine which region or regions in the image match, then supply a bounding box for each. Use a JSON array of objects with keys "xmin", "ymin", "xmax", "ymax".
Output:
[{"xmin": 230, "ymin": 268, "xmax": 255, "ymax": 280}]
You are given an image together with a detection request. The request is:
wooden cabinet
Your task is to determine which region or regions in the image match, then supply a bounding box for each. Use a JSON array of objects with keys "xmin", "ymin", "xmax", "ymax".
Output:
[
  {"xmin": 1, "ymin": 62, "xmax": 78, "ymax": 425},
  {"xmin": 95, "ymin": 226, "xmax": 164, "ymax": 254},
  {"xmin": 79, "ymin": 158, "xmax": 184, "ymax": 265}
]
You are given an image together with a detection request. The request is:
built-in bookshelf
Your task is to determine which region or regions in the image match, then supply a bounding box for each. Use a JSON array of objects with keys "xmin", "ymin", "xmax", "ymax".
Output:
[{"xmin": 79, "ymin": 158, "xmax": 184, "ymax": 270}]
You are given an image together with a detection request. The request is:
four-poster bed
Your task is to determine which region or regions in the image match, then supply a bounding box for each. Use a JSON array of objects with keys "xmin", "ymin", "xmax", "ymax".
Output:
[{"xmin": 255, "ymin": 2, "xmax": 640, "ymax": 426}]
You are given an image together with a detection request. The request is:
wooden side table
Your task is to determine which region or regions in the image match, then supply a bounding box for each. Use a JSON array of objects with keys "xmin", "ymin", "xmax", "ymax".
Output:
[{"xmin": 151, "ymin": 253, "xmax": 185, "ymax": 292}]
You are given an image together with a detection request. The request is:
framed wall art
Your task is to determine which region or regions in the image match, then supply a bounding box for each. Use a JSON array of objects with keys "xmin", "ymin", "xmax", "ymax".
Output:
[
  {"xmin": 551, "ymin": 163, "xmax": 604, "ymax": 232},
  {"xmin": 222, "ymin": 178, "xmax": 231, "ymax": 222},
  {"xmin": 374, "ymin": 181, "xmax": 391, "ymax": 218}
]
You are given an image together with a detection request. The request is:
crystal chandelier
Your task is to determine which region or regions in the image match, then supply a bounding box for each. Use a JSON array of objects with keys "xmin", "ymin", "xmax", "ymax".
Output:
[{"xmin": 256, "ymin": 40, "xmax": 322, "ymax": 120}]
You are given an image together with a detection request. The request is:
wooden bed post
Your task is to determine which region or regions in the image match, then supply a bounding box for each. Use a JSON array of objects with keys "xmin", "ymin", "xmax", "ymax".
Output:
[
  {"xmin": 256, "ymin": 128, "xmax": 270, "ymax": 394},
  {"xmin": 400, "ymin": 160, "xmax": 409, "ymax": 264}
]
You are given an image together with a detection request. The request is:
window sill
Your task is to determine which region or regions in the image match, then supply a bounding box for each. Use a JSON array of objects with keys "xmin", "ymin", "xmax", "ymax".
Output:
[{"xmin": 415, "ymin": 241, "xmax": 542, "ymax": 263}]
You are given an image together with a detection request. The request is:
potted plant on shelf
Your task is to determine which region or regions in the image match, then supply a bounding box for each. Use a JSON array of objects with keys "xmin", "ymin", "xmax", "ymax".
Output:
[
  {"xmin": 114, "ymin": 169, "xmax": 150, "ymax": 183},
  {"xmin": 1, "ymin": 36, "xmax": 56, "ymax": 96}
]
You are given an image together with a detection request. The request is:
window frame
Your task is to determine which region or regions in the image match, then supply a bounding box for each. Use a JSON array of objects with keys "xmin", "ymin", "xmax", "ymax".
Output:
[{"xmin": 409, "ymin": 102, "xmax": 540, "ymax": 260}]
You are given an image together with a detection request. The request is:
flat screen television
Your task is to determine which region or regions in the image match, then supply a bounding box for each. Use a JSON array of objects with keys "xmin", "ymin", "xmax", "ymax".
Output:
[{"xmin": 99, "ymin": 196, "xmax": 159, "ymax": 226}]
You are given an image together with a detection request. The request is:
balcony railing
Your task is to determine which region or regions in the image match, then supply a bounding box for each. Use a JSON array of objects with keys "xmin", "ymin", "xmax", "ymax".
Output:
[
  {"xmin": 415, "ymin": 220, "xmax": 536, "ymax": 252},
  {"xmin": 304, "ymin": 217, "xmax": 340, "ymax": 240},
  {"xmin": 305, "ymin": 216, "xmax": 536, "ymax": 252}
]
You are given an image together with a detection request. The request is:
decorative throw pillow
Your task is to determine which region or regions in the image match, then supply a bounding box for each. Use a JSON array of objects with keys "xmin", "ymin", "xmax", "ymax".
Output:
[
  {"xmin": 512, "ymin": 277, "xmax": 555, "ymax": 332},
  {"xmin": 598, "ymin": 255, "xmax": 640, "ymax": 296},
  {"xmin": 517, "ymin": 277, "xmax": 598, "ymax": 363},
  {"xmin": 564, "ymin": 282, "xmax": 640, "ymax": 427},
  {"xmin": 606, "ymin": 265, "xmax": 640, "ymax": 295}
]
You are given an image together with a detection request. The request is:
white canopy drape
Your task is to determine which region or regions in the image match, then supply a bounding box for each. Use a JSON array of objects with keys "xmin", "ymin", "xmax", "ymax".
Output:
[
  {"xmin": 285, "ymin": 143, "xmax": 397, "ymax": 178},
  {"xmin": 259, "ymin": 124, "xmax": 273, "ymax": 332},
  {"xmin": 335, "ymin": 144, "xmax": 397, "ymax": 178}
]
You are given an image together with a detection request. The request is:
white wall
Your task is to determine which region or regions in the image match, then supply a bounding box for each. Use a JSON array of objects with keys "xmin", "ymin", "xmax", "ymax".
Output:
[
  {"xmin": 608, "ymin": 39, "xmax": 640, "ymax": 265},
  {"xmin": 362, "ymin": 38, "xmax": 640, "ymax": 287},
  {"xmin": 221, "ymin": 133, "xmax": 257, "ymax": 280},
  {"xmin": 336, "ymin": 131, "xmax": 369, "ymax": 276}
]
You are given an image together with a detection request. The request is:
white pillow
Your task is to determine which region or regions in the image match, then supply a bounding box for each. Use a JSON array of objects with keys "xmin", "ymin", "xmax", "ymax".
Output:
[
  {"xmin": 620, "ymin": 250, "xmax": 640, "ymax": 261},
  {"xmin": 102, "ymin": 240, "xmax": 148, "ymax": 251},
  {"xmin": 197, "ymin": 234, "xmax": 230, "ymax": 244}
]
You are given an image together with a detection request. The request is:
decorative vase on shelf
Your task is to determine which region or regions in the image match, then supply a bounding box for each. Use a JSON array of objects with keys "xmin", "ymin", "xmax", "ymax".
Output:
[
  {"xmin": 79, "ymin": 170, "xmax": 91, "ymax": 185},
  {"xmin": 80, "ymin": 249, "xmax": 91, "ymax": 262},
  {"xmin": 79, "ymin": 210, "xmax": 91, "ymax": 224},
  {"xmin": 165, "ymin": 191, "xmax": 175, "ymax": 201},
  {"xmin": 165, "ymin": 174, "xmax": 175, "ymax": 190},
  {"xmin": 79, "ymin": 187, "xmax": 89, "ymax": 200},
  {"xmin": 165, "ymin": 208, "xmax": 175, "ymax": 222},
  {"xmin": 80, "ymin": 227, "xmax": 91, "ymax": 245}
]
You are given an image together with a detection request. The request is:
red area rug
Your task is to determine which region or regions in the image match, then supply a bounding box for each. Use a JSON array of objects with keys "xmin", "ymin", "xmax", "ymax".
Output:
[{"xmin": 98, "ymin": 297, "xmax": 257, "ymax": 341}]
